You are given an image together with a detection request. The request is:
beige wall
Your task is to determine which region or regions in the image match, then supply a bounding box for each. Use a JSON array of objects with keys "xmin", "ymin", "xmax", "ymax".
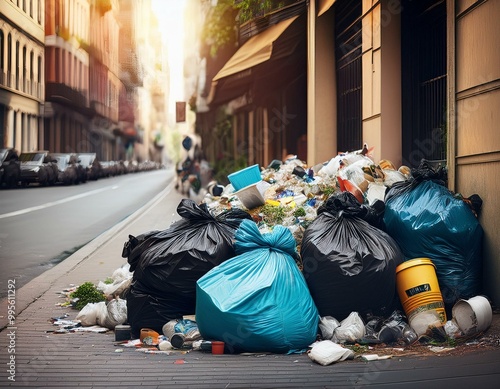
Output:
[
  {"xmin": 307, "ymin": 2, "xmax": 337, "ymax": 166},
  {"xmin": 308, "ymin": 0, "xmax": 402, "ymax": 167},
  {"xmin": 453, "ymin": 0, "xmax": 500, "ymax": 306},
  {"xmin": 362, "ymin": 0, "xmax": 402, "ymax": 167}
]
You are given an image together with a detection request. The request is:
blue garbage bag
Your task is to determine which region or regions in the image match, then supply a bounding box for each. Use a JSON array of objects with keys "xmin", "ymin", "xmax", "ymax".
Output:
[
  {"xmin": 196, "ymin": 219, "xmax": 320, "ymax": 354},
  {"xmin": 384, "ymin": 179, "xmax": 483, "ymax": 306}
]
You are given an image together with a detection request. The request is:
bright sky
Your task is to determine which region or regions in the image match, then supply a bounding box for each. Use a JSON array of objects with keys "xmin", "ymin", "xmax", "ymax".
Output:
[{"xmin": 151, "ymin": 0, "xmax": 187, "ymax": 103}]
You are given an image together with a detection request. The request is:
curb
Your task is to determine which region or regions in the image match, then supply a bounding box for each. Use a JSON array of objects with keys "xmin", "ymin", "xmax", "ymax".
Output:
[{"xmin": 0, "ymin": 180, "xmax": 175, "ymax": 332}]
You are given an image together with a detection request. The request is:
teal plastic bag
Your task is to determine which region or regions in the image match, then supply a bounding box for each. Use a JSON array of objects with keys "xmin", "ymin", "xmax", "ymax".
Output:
[
  {"xmin": 196, "ymin": 219, "xmax": 319, "ymax": 354},
  {"xmin": 384, "ymin": 179, "xmax": 483, "ymax": 306}
]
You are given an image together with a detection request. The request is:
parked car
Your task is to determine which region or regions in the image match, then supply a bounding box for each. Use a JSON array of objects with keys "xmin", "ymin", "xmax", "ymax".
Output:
[
  {"xmin": 43, "ymin": 154, "xmax": 60, "ymax": 185},
  {"xmin": 116, "ymin": 160, "xmax": 128, "ymax": 175},
  {"xmin": 50, "ymin": 153, "xmax": 80, "ymax": 185},
  {"xmin": 77, "ymin": 153, "xmax": 101, "ymax": 181},
  {"xmin": 19, "ymin": 151, "xmax": 56, "ymax": 186},
  {"xmin": 100, "ymin": 161, "xmax": 118, "ymax": 178},
  {"xmin": 0, "ymin": 148, "xmax": 21, "ymax": 188},
  {"xmin": 124, "ymin": 160, "xmax": 139, "ymax": 174}
]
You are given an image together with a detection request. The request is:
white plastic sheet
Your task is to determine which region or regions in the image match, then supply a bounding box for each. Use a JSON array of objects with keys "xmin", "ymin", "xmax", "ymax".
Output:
[{"xmin": 308, "ymin": 341, "xmax": 354, "ymax": 366}]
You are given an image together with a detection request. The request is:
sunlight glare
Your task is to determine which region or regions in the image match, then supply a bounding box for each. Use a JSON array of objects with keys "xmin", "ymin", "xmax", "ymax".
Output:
[{"xmin": 151, "ymin": 0, "xmax": 188, "ymax": 102}]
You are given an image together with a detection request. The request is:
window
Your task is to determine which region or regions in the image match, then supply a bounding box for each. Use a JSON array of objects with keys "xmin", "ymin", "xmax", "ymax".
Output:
[
  {"xmin": 7, "ymin": 34, "xmax": 12, "ymax": 84},
  {"xmin": 16, "ymin": 41, "xmax": 19, "ymax": 89},
  {"xmin": 23, "ymin": 45, "xmax": 27, "ymax": 92},
  {"xmin": 30, "ymin": 50, "xmax": 34, "ymax": 93},
  {"xmin": 38, "ymin": 0, "xmax": 42, "ymax": 23},
  {"xmin": 0, "ymin": 31, "xmax": 4, "ymax": 72},
  {"xmin": 12, "ymin": 112, "xmax": 17, "ymax": 146},
  {"xmin": 30, "ymin": 50, "xmax": 34, "ymax": 80},
  {"xmin": 37, "ymin": 55, "xmax": 41, "ymax": 83},
  {"xmin": 62, "ymin": 49, "xmax": 66, "ymax": 84},
  {"xmin": 55, "ymin": 48, "xmax": 60, "ymax": 82}
]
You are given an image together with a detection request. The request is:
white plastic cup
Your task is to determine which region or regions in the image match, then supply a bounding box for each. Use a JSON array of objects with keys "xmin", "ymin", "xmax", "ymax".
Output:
[{"xmin": 452, "ymin": 295, "xmax": 493, "ymax": 335}]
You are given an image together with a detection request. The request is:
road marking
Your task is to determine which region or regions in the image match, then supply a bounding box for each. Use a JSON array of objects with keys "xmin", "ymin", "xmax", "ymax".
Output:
[{"xmin": 0, "ymin": 186, "xmax": 117, "ymax": 219}]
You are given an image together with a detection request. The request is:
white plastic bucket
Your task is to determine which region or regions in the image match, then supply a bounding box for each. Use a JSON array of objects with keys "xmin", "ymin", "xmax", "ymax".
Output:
[
  {"xmin": 452, "ymin": 295, "xmax": 493, "ymax": 336},
  {"xmin": 234, "ymin": 180, "xmax": 269, "ymax": 209}
]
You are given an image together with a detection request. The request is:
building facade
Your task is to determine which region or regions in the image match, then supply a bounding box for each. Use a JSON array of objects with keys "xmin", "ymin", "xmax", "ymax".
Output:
[
  {"xmin": 87, "ymin": 0, "xmax": 121, "ymax": 161},
  {"xmin": 0, "ymin": 0, "xmax": 45, "ymax": 152},
  {"xmin": 196, "ymin": 0, "xmax": 500, "ymax": 305},
  {"xmin": 44, "ymin": 0, "xmax": 91, "ymax": 155}
]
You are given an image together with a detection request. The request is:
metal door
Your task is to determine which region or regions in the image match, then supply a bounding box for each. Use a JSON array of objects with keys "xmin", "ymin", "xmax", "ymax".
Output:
[
  {"xmin": 335, "ymin": 0, "xmax": 362, "ymax": 152},
  {"xmin": 402, "ymin": 0, "xmax": 447, "ymax": 167}
]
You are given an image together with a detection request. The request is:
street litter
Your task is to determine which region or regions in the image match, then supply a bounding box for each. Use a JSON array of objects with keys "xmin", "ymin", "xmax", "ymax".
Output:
[
  {"xmin": 162, "ymin": 318, "xmax": 202, "ymax": 349},
  {"xmin": 71, "ymin": 325, "xmax": 109, "ymax": 333},
  {"xmin": 122, "ymin": 198, "xmax": 251, "ymax": 338},
  {"xmin": 308, "ymin": 341, "xmax": 355, "ymax": 365},
  {"xmin": 51, "ymin": 147, "xmax": 494, "ymax": 364},
  {"xmin": 330, "ymin": 312, "xmax": 366, "ymax": 344},
  {"xmin": 159, "ymin": 340, "xmax": 172, "ymax": 351},
  {"xmin": 120, "ymin": 339, "xmax": 142, "ymax": 348},
  {"xmin": 452, "ymin": 295, "xmax": 493, "ymax": 336},
  {"xmin": 428, "ymin": 346, "xmax": 454, "ymax": 353},
  {"xmin": 97, "ymin": 263, "xmax": 133, "ymax": 299},
  {"xmin": 47, "ymin": 319, "xmax": 109, "ymax": 333},
  {"xmin": 360, "ymin": 354, "xmax": 393, "ymax": 361},
  {"xmin": 75, "ymin": 298, "xmax": 127, "ymax": 329},
  {"xmin": 137, "ymin": 348, "xmax": 172, "ymax": 355}
]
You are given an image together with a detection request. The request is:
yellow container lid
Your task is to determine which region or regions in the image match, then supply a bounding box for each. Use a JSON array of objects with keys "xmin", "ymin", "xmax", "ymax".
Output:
[{"xmin": 396, "ymin": 258, "xmax": 435, "ymax": 273}]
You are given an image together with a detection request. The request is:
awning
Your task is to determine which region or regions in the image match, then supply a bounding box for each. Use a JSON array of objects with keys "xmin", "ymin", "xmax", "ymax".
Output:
[
  {"xmin": 208, "ymin": 14, "xmax": 304, "ymax": 106},
  {"xmin": 318, "ymin": 0, "xmax": 336, "ymax": 16},
  {"xmin": 213, "ymin": 15, "xmax": 299, "ymax": 82}
]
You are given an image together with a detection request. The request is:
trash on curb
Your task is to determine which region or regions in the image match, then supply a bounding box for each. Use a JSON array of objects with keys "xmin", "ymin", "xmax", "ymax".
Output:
[
  {"xmin": 122, "ymin": 199, "xmax": 251, "ymax": 337},
  {"xmin": 51, "ymin": 147, "xmax": 494, "ymax": 365},
  {"xmin": 308, "ymin": 341, "xmax": 355, "ymax": 365},
  {"xmin": 428, "ymin": 346, "xmax": 454, "ymax": 353},
  {"xmin": 162, "ymin": 318, "xmax": 201, "ymax": 349},
  {"xmin": 360, "ymin": 354, "xmax": 393, "ymax": 361}
]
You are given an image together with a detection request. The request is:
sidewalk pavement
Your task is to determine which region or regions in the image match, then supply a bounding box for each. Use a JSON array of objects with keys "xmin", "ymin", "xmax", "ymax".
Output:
[{"xmin": 1, "ymin": 172, "xmax": 500, "ymax": 388}]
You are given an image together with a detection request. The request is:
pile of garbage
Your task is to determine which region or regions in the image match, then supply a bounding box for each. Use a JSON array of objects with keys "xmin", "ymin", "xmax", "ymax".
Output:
[{"xmin": 67, "ymin": 146, "xmax": 492, "ymax": 365}]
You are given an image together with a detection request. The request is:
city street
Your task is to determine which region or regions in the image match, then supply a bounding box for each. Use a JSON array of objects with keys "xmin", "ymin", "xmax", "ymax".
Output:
[
  {"xmin": 0, "ymin": 168, "xmax": 173, "ymax": 298},
  {"xmin": 0, "ymin": 178, "xmax": 499, "ymax": 388},
  {"xmin": 1, "ymin": 0, "xmax": 500, "ymax": 385}
]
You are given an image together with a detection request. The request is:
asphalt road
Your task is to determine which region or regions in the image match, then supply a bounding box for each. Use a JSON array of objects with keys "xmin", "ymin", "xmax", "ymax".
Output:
[{"xmin": 0, "ymin": 167, "xmax": 175, "ymax": 298}]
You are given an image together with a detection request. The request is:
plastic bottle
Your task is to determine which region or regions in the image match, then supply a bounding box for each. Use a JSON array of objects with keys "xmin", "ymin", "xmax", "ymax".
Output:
[
  {"xmin": 377, "ymin": 310, "xmax": 418, "ymax": 345},
  {"xmin": 162, "ymin": 319, "xmax": 200, "ymax": 341},
  {"xmin": 170, "ymin": 333, "xmax": 194, "ymax": 349},
  {"xmin": 377, "ymin": 323, "xmax": 400, "ymax": 343},
  {"xmin": 402, "ymin": 324, "xmax": 418, "ymax": 345}
]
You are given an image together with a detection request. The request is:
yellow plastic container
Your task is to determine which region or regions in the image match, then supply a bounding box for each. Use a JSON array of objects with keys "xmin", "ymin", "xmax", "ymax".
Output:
[{"xmin": 395, "ymin": 258, "xmax": 447, "ymax": 324}]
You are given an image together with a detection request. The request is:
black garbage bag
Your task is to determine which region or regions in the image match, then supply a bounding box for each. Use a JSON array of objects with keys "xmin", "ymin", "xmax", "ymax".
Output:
[
  {"xmin": 122, "ymin": 230, "xmax": 160, "ymax": 272},
  {"xmin": 122, "ymin": 199, "xmax": 251, "ymax": 336},
  {"xmin": 124, "ymin": 281, "xmax": 188, "ymax": 337},
  {"xmin": 384, "ymin": 160, "xmax": 483, "ymax": 308},
  {"xmin": 301, "ymin": 192, "xmax": 403, "ymax": 321}
]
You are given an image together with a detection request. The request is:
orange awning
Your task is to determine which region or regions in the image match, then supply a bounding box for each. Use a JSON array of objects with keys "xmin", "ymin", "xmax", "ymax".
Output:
[
  {"xmin": 212, "ymin": 15, "xmax": 299, "ymax": 82},
  {"xmin": 318, "ymin": 0, "xmax": 336, "ymax": 16}
]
